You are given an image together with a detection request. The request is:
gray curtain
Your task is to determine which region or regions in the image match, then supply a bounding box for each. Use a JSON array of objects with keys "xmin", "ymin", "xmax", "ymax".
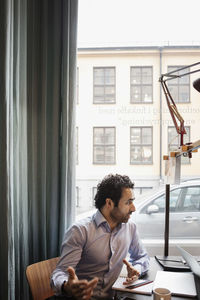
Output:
[{"xmin": 0, "ymin": 0, "xmax": 78, "ymax": 299}]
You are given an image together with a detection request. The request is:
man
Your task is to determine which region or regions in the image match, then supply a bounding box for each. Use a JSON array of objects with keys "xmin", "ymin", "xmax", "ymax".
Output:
[{"xmin": 51, "ymin": 174, "xmax": 149, "ymax": 300}]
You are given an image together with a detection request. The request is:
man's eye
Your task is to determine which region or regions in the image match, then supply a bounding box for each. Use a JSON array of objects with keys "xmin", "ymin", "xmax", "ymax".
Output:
[{"xmin": 127, "ymin": 200, "xmax": 133, "ymax": 205}]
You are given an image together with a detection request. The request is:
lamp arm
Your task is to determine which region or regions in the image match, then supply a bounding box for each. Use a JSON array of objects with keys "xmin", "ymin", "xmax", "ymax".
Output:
[{"xmin": 160, "ymin": 79, "xmax": 186, "ymax": 146}]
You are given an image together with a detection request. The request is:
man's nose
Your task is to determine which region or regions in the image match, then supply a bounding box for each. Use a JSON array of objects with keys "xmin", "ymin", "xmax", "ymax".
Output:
[{"xmin": 131, "ymin": 202, "xmax": 136, "ymax": 212}]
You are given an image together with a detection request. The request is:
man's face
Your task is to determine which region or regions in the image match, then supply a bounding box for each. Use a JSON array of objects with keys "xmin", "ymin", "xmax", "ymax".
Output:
[{"xmin": 110, "ymin": 188, "xmax": 135, "ymax": 224}]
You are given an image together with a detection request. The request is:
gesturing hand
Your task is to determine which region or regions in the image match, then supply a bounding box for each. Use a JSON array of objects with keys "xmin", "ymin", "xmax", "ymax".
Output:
[
  {"xmin": 122, "ymin": 258, "xmax": 140, "ymax": 285},
  {"xmin": 63, "ymin": 266, "xmax": 98, "ymax": 300}
]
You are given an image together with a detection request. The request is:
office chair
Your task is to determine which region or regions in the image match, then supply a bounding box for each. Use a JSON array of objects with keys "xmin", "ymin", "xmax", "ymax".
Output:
[{"xmin": 26, "ymin": 257, "xmax": 59, "ymax": 300}]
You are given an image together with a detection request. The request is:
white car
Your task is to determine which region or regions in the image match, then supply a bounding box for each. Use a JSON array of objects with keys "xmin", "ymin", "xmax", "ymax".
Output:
[{"xmin": 132, "ymin": 179, "xmax": 200, "ymax": 255}]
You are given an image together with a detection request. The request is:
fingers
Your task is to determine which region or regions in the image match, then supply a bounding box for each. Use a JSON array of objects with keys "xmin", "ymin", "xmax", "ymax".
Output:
[
  {"xmin": 71, "ymin": 277, "xmax": 99, "ymax": 300},
  {"xmin": 82, "ymin": 285, "xmax": 94, "ymax": 300},
  {"xmin": 123, "ymin": 275, "xmax": 138, "ymax": 285},
  {"xmin": 71, "ymin": 280, "xmax": 88, "ymax": 289},
  {"xmin": 123, "ymin": 258, "xmax": 131, "ymax": 268},
  {"xmin": 67, "ymin": 266, "xmax": 77, "ymax": 280},
  {"xmin": 72, "ymin": 277, "xmax": 98, "ymax": 289},
  {"xmin": 122, "ymin": 258, "xmax": 140, "ymax": 284},
  {"xmin": 135, "ymin": 269, "xmax": 140, "ymax": 276},
  {"xmin": 123, "ymin": 259, "xmax": 140, "ymax": 276},
  {"xmin": 87, "ymin": 277, "xmax": 98, "ymax": 288},
  {"xmin": 130, "ymin": 268, "xmax": 140, "ymax": 277}
]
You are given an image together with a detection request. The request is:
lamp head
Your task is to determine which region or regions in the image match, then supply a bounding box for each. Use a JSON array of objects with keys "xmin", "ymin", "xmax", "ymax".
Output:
[{"xmin": 193, "ymin": 78, "xmax": 200, "ymax": 93}]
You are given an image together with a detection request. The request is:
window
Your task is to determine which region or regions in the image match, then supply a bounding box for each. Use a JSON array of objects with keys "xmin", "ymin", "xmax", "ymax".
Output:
[
  {"xmin": 130, "ymin": 127, "xmax": 153, "ymax": 164},
  {"xmin": 168, "ymin": 66, "xmax": 190, "ymax": 103},
  {"xmin": 149, "ymin": 188, "xmax": 181, "ymax": 213},
  {"xmin": 76, "ymin": 127, "xmax": 78, "ymax": 164},
  {"xmin": 93, "ymin": 127, "xmax": 116, "ymax": 164},
  {"xmin": 168, "ymin": 126, "xmax": 190, "ymax": 164},
  {"xmin": 93, "ymin": 67, "xmax": 115, "ymax": 104},
  {"xmin": 130, "ymin": 66, "xmax": 153, "ymax": 103},
  {"xmin": 182, "ymin": 186, "xmax": 200, "ymax": 212}
]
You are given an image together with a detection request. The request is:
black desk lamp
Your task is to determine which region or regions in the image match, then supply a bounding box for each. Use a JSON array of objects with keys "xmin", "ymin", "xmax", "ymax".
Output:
[{"xmin": 156, "ymin": 62, "xmax": 200, "ymax": 267}]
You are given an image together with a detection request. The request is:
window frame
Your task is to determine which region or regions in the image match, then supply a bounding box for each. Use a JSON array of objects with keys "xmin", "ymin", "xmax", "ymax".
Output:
[
  {"xmin": 130, "ymin": 66, "xmax": 153, "ymax": 104},
  {"xmin": 93, "ymin": 126, "xmax": 116, "ymax": 165},
  {"xmin": 167, "ymin": 65, "xmax": 190, "ymax": 103},
  {"xmin": 93, "ymin": 67, "xmax": 116, "ymax": 104},
  {"xmin": 130, "ymin": 126, "xmax": 153, "ymax": 165}
]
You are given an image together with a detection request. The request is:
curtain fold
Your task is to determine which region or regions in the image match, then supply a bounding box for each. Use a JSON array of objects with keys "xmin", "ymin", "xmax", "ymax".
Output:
[{"xmin": 0, "ymin": 0, "xmax": 78, "ymax": 299}]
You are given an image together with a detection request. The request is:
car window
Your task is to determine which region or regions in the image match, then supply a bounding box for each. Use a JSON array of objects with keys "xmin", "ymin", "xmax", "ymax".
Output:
[
  {"xmin": 181, "ymin": 186, "xmax": 200, "ymax": 212},
  {"xmin": 141, "ymin": 188, "xmax": 181, "ymax": 213}
]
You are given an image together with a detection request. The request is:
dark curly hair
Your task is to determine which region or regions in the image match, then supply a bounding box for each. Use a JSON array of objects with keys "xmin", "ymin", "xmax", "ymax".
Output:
[{"xmin": 94, "ymin": 174, "xmax": 134, "ymax": 210}]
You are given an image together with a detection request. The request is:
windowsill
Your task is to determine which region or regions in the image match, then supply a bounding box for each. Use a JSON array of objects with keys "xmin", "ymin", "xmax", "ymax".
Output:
[
  {"xmin": 130, "ymin": 162, "xmax": 153, "ymax": 165},
  {"xmin": 93, "ymin": 102, "xmax": 116, "ymax": 105},
  {"xmin": 130, "ymin": 102, "xmax": 153, "ymax": 104},
  {"xmin": 93, "ymin": 163, "xmax": 116, "ymax": 165}
]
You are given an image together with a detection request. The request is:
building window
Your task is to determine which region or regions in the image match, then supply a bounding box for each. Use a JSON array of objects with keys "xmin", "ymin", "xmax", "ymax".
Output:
[
  {"xmin": 76, "ymin": 127, "xmax": 78, "ymax": 165},
  {"xmin": 168, "ymin": 126, "xmax": 190, "ymax": 164},
  {"xmin": 77, "ymin": 67, "xmax": 79, "ymax": 104},
  {"xmin": 76, "ymin": 187, "xmax": 79, "ymax": 207},
  {"xmin": 93, "ymin": 127, "xmax": 116, "ymax": 164},
  {"xmin": 130, "ymin": 127, "xmax": 153, "ymax": 164},
  {"xmin": 93, "ymin": 67, "xmax": 115, "ymax": 104},
  {"xmin": 168, "ymin": 66, "xmax": 190, "ymax": 103},
  {"xmin": 130, "ymin": 66, "xmax": 153, "ymax": 103}
]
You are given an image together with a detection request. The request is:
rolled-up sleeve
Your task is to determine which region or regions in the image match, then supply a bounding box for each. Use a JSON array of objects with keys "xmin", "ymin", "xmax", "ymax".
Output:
[{"xmin": 51, "ymin": 225, "xmax": 86, "ymax": 295}]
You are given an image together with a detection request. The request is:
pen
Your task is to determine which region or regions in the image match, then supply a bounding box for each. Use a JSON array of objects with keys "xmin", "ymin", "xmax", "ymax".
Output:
[{"xmin": 125, "ymin": 280, "xmax": 153, "ymax": 289}]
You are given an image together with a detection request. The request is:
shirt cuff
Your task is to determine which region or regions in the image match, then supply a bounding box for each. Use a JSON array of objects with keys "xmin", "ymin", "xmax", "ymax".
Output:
[{"xmin": 51, "ymin": 274, "xmax": 69, "ymax": 295}]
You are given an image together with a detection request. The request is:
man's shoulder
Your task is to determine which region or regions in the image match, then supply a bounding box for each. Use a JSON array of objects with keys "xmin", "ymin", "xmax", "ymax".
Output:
[
  {"xmin": 75, "ymin": 215, "xmax": 94, "ymax": 227},
  {"xmin": 75, "ymin": 209, "xmax": 97, "ymax": 223},
  {"xmin": 71, "ymin": 212, "xmax": 96, "ymax": 230}
]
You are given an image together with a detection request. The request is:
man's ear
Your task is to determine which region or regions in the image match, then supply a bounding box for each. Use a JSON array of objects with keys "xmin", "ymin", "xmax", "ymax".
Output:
[{"xmin": 105, "ymin": 198, "xmax": 114, "ymax": 209}]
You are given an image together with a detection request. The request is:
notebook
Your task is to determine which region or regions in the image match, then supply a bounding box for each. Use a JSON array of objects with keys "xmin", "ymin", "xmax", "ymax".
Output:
[
  {"xmin": 153, "ymin": 270, "xmax": 196, "ymax": 298},
  {"xmin": 112, "ymin": 276, "xmax": 153, "ymax": 295}
]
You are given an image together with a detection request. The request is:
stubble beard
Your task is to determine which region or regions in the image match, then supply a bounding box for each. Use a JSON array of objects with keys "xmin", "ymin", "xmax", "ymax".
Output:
[{"xmin": 110, "ymin": 209, "xmax": 131, "ymax": 224}]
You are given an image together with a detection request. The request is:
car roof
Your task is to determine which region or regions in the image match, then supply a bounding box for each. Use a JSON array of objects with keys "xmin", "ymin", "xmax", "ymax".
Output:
[{"xmin": 134, "ymin": 179, "xmax": 200, "ymax": 209}]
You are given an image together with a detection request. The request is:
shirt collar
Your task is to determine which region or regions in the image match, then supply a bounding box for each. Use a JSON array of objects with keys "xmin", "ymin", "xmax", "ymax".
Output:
[{"xmin": 93, "ymin": 210, "xmax": 107, "ymax": 227}]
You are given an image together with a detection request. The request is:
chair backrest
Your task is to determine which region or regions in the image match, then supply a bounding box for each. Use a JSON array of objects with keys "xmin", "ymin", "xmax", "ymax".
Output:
[{"xmin": 26, "ymin": 257, "xmax": 59, "ymax": 300}]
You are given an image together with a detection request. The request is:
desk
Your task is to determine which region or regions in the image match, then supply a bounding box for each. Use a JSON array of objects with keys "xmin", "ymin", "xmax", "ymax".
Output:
[{"xmin": 115, "ymin": 257, "xmax": 197, "ymax": 300}]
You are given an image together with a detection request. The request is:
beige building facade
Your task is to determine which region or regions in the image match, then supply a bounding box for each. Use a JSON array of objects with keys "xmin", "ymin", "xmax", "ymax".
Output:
[{"xmin": 76, "ymin": 46, "xmax": 200, "ymax": 214}]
